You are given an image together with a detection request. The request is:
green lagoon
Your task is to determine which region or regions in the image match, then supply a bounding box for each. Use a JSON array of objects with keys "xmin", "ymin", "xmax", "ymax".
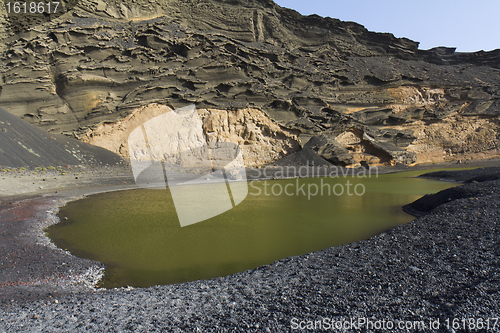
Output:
[{"xmin": 47, "ymin": 169, "xmax": 460, "ymax": 288}]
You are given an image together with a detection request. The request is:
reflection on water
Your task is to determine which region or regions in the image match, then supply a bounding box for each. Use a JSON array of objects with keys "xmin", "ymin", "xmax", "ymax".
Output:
[{"xmin": 47, "ymin": 169, "xmax": 459, "ymax": 288}]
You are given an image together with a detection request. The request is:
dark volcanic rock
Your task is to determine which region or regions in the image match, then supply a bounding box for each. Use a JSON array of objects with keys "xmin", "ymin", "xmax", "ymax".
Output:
[
  {"xmin": 418, "ymin": 166, "xmax": 500, "ymax": 183},
  {"xmin": 304, "ymin": 135, "xmax": 355, "ymax": 166},
  {"xmin": 351, "ymin": 107, "xmax": 397, "ymax": 125},
  {"xmin": 404, "ymin": 167, "xmax": 500, "ymax": 216},
  {"xmin": 360, "ymin": 131, "xmax": 417, "ymax": 165},
  {"xmin": 270, "ymin": 147, "xmax": 332, "ymax": 167},
  {"xmin": 0, "ymin": 107, "xmax": 123, "ymax": 168},
  {"xmin": 403, "ymin": 183, "xmax": 486, "ymax": 217},
  {"xmin": 362, "ymin": 127, "xmax": 416, "ymax": 148},
  {"xmin": 369, "ymin": 141, "xmax": 417, "ymax": 165}
]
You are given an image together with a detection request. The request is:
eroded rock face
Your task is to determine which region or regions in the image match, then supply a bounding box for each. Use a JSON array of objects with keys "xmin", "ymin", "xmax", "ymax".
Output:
[
  {"xmin": 82, "ymin": 103, "xmax": 173, "ymax": 158},
  {"xmin": 0, "ymin": 0, "xmax": 499, "ymax": 167},
  {"xmin": 199, "ymin": 108, "xmax": 301, "ymax": 166},
  {"xmin": 402, "ymin": 116, "xmax": 500, "ymax": 164},
  {"xmin": 83, "ymin": 104, "xmax": 301, "ymax": 167},
  {"xmin": 303, "ymin": 135, "xmax": 354, "ymax": 166}
]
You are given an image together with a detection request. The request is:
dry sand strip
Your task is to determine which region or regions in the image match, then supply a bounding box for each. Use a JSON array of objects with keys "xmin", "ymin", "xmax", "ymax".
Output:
[
  {"xmin": 0, "ymin": 166, "xmax": 134, "ymax": 198},
  {"xmin": 0, "ymin": 167, "xmax": 499, "ymax": 332}
]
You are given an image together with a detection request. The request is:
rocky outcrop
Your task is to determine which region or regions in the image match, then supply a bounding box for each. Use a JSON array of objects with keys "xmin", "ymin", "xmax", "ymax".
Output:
[
  {"xmin": 361, "ymin": 131, "xmax": 417, "ymax": 165},
  {"xmin": 303, "ymin": 135, "xmax": 354, "ymax": 166},
  {"xmin": 83, "ymin": 104, "xmax": 300, "ymax": 167},
  {"xmin": 0, "ymin": 0, "xmax": 499, "ymax": 167},
  {"xmin": 199, "ymin": 108, "xmax": 300, "ymax": 166}
]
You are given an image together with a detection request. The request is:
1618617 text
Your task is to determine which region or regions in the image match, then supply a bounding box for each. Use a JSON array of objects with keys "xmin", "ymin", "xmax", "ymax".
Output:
[{"xmin": 5, "ymin": 2, "xmax": 60, "ymax": 14}]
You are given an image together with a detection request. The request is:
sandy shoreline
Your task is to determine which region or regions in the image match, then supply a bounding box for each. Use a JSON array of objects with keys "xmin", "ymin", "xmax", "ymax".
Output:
[
  {"xmin": 3, "ymin": 158, "xmax": 500, "ymax": 199},
  {"xmin": 0, "ymin": 166, "xmax": 137, "ymax": 304},
  {"xmin": 1, "ymin": 161, "xmax": 500, "ymax": 331}
]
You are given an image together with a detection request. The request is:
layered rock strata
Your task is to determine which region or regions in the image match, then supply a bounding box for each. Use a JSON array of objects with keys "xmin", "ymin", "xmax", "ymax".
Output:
[
  {"xmin": 0, "ymin": 0, "xmax": 499, "ymax": 166},
  {"xmin": 83, "ymin": 104, "xmax": 300, "ymax": 167}
]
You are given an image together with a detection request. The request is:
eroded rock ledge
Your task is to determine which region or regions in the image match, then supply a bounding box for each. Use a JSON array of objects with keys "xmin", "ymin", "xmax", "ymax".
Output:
[
  {"xmin": 0, "ymin": 0, "xmax": 499, "ymax": 166},
  {"xmin": 82, "ymin": 104, "xmax": 301, "ymax": 167}
]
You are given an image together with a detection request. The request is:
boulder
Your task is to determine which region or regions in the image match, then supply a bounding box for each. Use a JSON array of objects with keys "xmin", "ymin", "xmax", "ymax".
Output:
[
  {"xmin": 351, "ymin": 107, "xmax": 406, "ymax": 125},
  {"xmin": 361, "ymin": 127, "xmax": 416, "ymax": 148},
  {"xmin": 304, "ymin": 135, "xmax": 355, "ymax": 166},
  {"xmin": 361, "ymin": 132, "xmax": 417, "ymax": 165}
]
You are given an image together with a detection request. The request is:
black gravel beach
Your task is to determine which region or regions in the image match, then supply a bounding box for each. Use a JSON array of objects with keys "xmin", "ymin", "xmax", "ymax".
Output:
[{"xmin": 0, "ymin": 165, "xmax": 499, "ymax": 332}]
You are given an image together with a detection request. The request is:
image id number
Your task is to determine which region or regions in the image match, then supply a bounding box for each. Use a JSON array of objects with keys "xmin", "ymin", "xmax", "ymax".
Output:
[
  {"xmin": 6, "ymin": 2, "xmax": 60, "ymax": 14},
  {"xmin": 445, "ymin": 318, "xmax": 499, "ymax": 331}
]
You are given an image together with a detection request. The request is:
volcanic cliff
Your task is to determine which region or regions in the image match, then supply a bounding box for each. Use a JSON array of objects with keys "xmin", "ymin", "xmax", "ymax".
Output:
[{"xmin": 1, "ymin": 0, "xmax": 499, "ymax": 167}]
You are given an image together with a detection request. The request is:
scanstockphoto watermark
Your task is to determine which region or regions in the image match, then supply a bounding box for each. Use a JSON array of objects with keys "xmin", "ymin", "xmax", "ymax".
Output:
[
  {"xmin": 291, "ymin": 317, "xmax": 430, "ymax": 331},
  {"xmin": 248, "ymin": 164, "xmax": 379, "ymax": 200},
  {"xmin": 290, "ymin": 316, "xmax": 500, "ymax": 331}
]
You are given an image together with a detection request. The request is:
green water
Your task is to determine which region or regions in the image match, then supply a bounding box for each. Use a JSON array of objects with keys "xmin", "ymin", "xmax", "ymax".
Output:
[{"xmin": 47, "ymin": 169, "xmax": 459, "ymax": 288}]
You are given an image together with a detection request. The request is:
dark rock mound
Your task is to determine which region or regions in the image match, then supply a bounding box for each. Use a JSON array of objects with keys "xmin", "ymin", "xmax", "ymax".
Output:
[
  {"xmin": 418, "ymin": 166, "xmax": 500, "ymax": 182},
  {"xmin": 271, "ymin": 147, "xmax": 332, "ymax": 167},
  {"xmin": 404, "ymin": 167, "xmax": 500, "ymax": 216},
  {"xmin": 0, "ymin": 107, "xmax": 123, "ymax": 168},
  {"xmin": 403, "ymin": 185, "xmax": 483, "ymax": 217}
]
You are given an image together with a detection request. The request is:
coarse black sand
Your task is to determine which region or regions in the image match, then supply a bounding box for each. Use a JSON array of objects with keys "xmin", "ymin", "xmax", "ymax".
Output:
[{"xmin": 0, "ymin": 166, "xmax": 499, "ymax": 332}]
